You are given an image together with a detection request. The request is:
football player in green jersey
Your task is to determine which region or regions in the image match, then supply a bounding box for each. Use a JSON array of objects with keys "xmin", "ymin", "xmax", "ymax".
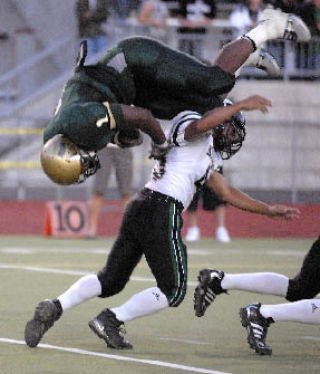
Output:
[{"xmin": 40, "ymin": 7, "xmax": 310, "ymax": 185}]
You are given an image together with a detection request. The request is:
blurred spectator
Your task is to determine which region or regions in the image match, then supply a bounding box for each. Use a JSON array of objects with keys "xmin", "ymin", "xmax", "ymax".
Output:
[
  {"xmin": 0, "ymin": 30, "xmax": 9, "ymax": 40},
  {"xmin": 75, "ymin": 0, "xmax": 109, "ymax": 56},
  {"xmin": 108, "ymin": 0, "xmax": 141, "ymax": 19},
  {"xmin": 177, "ymin": 0, "xmax": 216, "ymax": 60},
  {"xmin": 162, "ymin": 0, "xmax": 180, "ymax": 17},
  {"xmin": 266, "ymin": 0, "xmax": 301, "ymax": 14},
  {"xmin": 230, "ymin": 0, "xmax": 264, "ymax": 38},
  {"xmin": 87, "ymin": 145, "xmax": 133, "ymax": 239},
  {"xmin": 185, "ymin": 164, "xmax": 231, "ymax": 243},
  {"xmin": 299, "ymin": 0, "xmax": 320, "ymax": 70},
  {"xmin": 107, "ymin": 0, "xmax": 141, "ymax": 40},
  {"xmin": 300, "ymin": 0, "xmax": 320, "ymax": 36},
  {"xmin": 138, "ymin": 0, "xmax": 169, "ymax": 41}
]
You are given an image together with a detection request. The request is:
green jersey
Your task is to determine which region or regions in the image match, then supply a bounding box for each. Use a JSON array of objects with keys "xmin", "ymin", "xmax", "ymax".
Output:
[
  {"xmin": 44, "ymin": 44, "xmax": 136, "ymax": 150},
  {"xmin": 44, "ymin": 37, "xmax": 235, "ymax": 151}
]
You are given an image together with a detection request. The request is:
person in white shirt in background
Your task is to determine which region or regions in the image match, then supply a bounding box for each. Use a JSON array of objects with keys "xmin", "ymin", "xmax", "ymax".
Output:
[
  {"xmin": 75, "ymin": 0, "xmax": 109, "ymax": 56},
  {"xmin": 138, "ymin": 0, "xmax": 169, "ymax": 42},
  {"xmin": 230, "ymin": 0, "xmax": 265, "ymax": 38}
]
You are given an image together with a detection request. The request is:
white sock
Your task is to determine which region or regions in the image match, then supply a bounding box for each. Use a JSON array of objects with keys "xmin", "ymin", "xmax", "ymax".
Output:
[
  {"xmin": 57, "ymin": 274, "xmax": 102, "ymax": 311},
  {"xmin": 261, "ymin": 299, "xmax": 320, "ymax": 324},
  {"xmin": 235, "ymin": 48, "xmax": 262, "ymax": 77},
  {"xmin": 221, "ymin": 272, "xmax": 289, "ymax": 296},
  {"xmin": 111, "ymin": 287, "xmax": 169, "ymax": 322},
  {"xmin": 245, "ymin": 18, "xmax": 287, "ymax": 48}
]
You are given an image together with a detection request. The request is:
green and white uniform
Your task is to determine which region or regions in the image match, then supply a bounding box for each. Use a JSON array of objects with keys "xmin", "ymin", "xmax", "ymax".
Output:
[{"xmin": 97, "ymin": 110, "xmax": 220, "ymax": 306}]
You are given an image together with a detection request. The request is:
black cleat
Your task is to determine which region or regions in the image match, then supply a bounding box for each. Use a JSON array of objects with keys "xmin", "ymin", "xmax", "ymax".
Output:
[
  {"xmin": 89, "ymin": 308, "xmax": 133, "ymax": 350},
  {"xmin": 194, "ymin": 269, "xmax": 226, "ymax": 317},
  {"xmin": 25, "ymin": 299, "xmax": 62, "ymax": 347},
  {"xmin": 239, "ymin": 303, "xmax": 273, "ymax": 355}
]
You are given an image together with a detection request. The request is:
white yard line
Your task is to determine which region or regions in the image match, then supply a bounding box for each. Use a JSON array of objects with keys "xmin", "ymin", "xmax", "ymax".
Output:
[
  {"xmin": 159, "ymin": 337, "xmax": 213, "ymax": 345},
  {"xmin": 300, "ymin": 336, "xmax": 320, "ymax": 341},
  {"xmin": 0, "ymin": 247, "xmax": 306, "ymax": 257},
  {"xmin": 0, "ymin": 263, "xmax": 92, "ymax": 276},
  {"xmin": 0, "ymin": 247, "xmax": 110, "ymax": 255},
  {"xmin": 0, "ymin": 263, "xmax": 198, "ymax": 286},
  {"xmin": 0, "ymin": 337, "xmax": 232, "ymax": 374}
]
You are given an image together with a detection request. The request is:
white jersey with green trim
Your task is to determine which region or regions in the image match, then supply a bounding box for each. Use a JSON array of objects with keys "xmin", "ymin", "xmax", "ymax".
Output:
[{"xmin": 145, "ymin": 110, "xmax": 221, "ymax": 210}]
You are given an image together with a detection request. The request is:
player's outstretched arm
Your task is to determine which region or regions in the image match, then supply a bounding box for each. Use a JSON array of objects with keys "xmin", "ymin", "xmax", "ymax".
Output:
[
  {"xmin": 185, "ymin": 95, "xmax": 271, "ymax": 141},
  {"xmin": 266, "ymin": 205, "xmax": 300, "ymax": 220},
  {"xmin": 206, "ymin": 171, "xmax": 300, "ymax": 220},
  {"xmin": 121, "ymin": 104, "xmax": 166, "ymax": 145}
]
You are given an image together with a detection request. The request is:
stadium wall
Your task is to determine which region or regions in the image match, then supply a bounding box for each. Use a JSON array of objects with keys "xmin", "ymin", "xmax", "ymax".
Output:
[{"xmin": 0, "ymin": 200, "xmax": 318, "ymax": 238}]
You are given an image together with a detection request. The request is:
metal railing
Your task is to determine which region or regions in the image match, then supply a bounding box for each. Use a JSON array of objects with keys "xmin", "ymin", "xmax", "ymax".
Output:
[
  {"xmin": 0, "ymin": 35, "xmax": 76, "ymax": 114},
  {"xmin": 1, "ymin": 19, "xmax": 319, "ymax": 115},
  {"xmin": 266, "ymin": 38, "xmax": 320, "ymax": 79},
  {"xmin": 124, "ymin": 17, "xmax": 320, "ymax": 79}
]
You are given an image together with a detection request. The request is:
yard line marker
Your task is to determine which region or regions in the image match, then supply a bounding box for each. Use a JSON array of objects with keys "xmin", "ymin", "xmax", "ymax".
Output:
[
  {"xmin": 0, "ymin": 247, "xmax": 110, "ymax": 255},
  {"xmin": 0, "ymin": 263, "xmax": 197, "ymax": 286},
  {"xmin": 1, "ymin": 248, "xmax": 34, "ymax": 254},
  {"xmin": 0, "ymin": 247, "xmax": 306, "ymax": 257},
  {"xmin": 159, "ymin": 337, "xmax": 213, "ymax": 345},
  {"xmin": 0, "ymin": 264, "xmax": 92, "ymax": 276},
  {"xmin": 0, "ymin": 337, "xmax": 232, "ymax": 374},
  {"xmin": 300, "ymin": 336, "xmax": 320, "ymax": 341}
]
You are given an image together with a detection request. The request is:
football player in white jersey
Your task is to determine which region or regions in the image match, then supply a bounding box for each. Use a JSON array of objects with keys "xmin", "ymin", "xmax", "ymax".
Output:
[{"xmin": 25, "ymin": 95, "xmax": 300, "ymax": 350}]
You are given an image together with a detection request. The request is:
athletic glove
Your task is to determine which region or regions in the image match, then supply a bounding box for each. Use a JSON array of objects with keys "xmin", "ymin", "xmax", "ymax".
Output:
[{"xmin": 149, "ymin": 140, "xmax": 172, "ymax": 160}]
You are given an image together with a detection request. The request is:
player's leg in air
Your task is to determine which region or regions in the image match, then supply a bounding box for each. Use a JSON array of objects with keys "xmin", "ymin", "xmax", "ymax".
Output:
[
  {"xmin": 119, "ymin": 7, "xmax": 310, "ymax": 119},
  {"xmin": 213, "ymin": 6, "xmax": 311, "ymax": 77},
  {"xmin": 193, "ymin": 238, "xmax": 320, "ymax": 318},
  {"xmin": 194, "ymin": 238, "xmax": 320, "ymax": 354},
  {"xmin": 239, "ymin": 298, "xmax": 320, "ymax": 355}
]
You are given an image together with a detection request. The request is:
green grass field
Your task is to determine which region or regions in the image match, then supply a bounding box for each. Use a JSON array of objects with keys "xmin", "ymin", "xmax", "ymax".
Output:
[{"xmin": 0, "ymin": 236, "xmax": 319, "ymax": 374}]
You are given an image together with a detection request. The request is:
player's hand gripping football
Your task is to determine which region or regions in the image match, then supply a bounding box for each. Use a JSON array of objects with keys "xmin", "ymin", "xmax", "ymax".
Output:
[{"xmin": 267, "ymin": 205, "xmax": 301, "ymax": 220}]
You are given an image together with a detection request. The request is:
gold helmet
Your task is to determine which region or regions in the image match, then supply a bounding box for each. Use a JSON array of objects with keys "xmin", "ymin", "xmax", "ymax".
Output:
[{"xmin": 40, "ymin": 134, "xmax": 100, "ymax": 185}]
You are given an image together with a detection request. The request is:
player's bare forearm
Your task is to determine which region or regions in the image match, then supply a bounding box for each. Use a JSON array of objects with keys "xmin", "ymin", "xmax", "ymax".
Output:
[
  {"xmin": 207, "ymin": 172, "xmax": 271, "ymax": 216},
  {"xmin": 121, "ymin": 104, "xmax": 165, "ymax": 145},
  {"xmin": 226, "ymin": 186, "xmax": 272, "ymax": 215},
  {"xmin": 184, "ymin": 95, "xmax": 271, "ymax": 141},
  {"xmin": 207, "ymin": 172, "xmax": 300, "ymax": 220}
]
